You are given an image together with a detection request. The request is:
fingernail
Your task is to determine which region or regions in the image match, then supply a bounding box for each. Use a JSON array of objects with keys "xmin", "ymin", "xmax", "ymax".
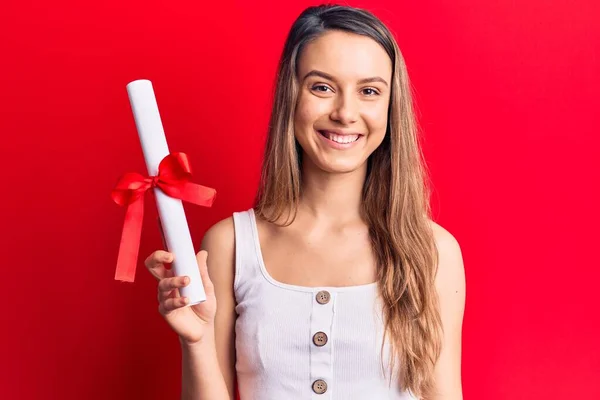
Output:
[
  {"xmin": 183, "ymin": 277, "xmax": 190, "ymax": 285},
  {"xmin": 182, "ymin": 297, "xmax": 189, "ymax": 304}
]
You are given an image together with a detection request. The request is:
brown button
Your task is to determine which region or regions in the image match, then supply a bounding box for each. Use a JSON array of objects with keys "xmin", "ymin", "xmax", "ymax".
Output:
[
  {"xmin": 312, "ymin": 379, "xmax": 328, "ymax": 394},
  {"xmin": 316, "ymin": 290, "xmax": 331, "ymax": 304},
  {"xmin": 312, "ymin": 331, "xmax": 328, "ymax": 347}
]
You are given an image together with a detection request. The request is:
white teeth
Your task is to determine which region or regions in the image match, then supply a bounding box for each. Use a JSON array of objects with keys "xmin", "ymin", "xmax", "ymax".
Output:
[{"xmin": 323, "ymin": 132, "xmax": 359, "ymax": 144}]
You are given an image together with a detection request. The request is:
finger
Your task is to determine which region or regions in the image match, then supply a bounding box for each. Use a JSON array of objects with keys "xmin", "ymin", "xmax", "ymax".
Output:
[
  {"xmin": 157, "ymin": 276, "xmax": 190, "ymax": 301},
  {"xmin": 159, "ymin": 296, "xmax": 189, "ymax": 315},
  {"xmin": 144, "ymin": 251, "xmax": 174, "ymax": 280},
  {"xmin": 158, "ymin": 276, "xmax": 189, "ymax": 292},
  {"xmin": 196, "ymin": 250, "xmax": 214, "ymax": 296},
  {"xmin": 158, "ymin": 288, "xmax": 179, "ymax": 303}
]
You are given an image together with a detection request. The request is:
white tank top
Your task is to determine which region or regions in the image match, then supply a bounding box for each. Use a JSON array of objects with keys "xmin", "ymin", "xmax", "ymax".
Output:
[{"xmin": 232, "ymin": 208, "xmax": 418, "ymax": 400}]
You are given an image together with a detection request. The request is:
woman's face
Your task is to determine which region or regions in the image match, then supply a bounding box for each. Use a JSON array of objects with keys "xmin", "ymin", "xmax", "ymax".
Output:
[{"xmin": 294, "ymin": 30, "xmax": 392, "ymax": 174}]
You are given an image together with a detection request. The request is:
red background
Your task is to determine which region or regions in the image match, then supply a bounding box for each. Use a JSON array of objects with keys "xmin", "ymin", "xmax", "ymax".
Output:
[{"xmin": 2, "ymin": 0, "xmax": 599, "ymax": 399}]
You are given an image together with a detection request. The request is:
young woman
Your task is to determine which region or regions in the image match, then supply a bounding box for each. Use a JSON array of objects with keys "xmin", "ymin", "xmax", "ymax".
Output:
[{"xmin": 144, "ymin": 4, "xmax": 465, "ymax": 400}]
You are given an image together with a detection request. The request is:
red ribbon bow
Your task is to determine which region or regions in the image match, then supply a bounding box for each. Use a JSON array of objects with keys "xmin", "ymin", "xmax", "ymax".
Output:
[{"xmin": 111, "ymin": 152, "xmax": 216, "ymax": 282}]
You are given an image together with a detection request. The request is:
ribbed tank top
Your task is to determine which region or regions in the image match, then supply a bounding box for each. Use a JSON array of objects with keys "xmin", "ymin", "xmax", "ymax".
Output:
[{"xmin": 232, "ymin": 208, "xmax": 418, "ymax": 400}]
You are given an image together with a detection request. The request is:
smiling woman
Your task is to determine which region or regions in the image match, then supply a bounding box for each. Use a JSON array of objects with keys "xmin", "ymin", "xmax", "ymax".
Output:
[{"xmin": 142, "ymin": 4, "xmax": 465, "ymax": 400}]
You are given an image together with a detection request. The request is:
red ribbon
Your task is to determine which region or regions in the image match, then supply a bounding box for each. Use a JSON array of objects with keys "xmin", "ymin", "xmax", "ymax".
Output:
[{"xmin": 111, "ymin": 152, "xmax": 216, "ymax": 282}]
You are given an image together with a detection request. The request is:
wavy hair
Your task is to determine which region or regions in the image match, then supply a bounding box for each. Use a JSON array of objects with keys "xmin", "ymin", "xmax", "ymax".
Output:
[{"xmin": 253, "ymin": 4, "xmax": 443, "ymax": 398}]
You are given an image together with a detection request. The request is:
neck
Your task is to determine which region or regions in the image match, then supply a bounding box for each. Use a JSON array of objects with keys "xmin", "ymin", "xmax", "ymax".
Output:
[{"xmin": 297, "ymin": 156, "xmax": 367, "ymax": 225}]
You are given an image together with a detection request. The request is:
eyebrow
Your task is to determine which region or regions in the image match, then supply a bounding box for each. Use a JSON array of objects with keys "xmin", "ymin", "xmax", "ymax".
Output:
[{"xmin": 302, "ymin": 69, "xmax": 389, "ymax": 87}]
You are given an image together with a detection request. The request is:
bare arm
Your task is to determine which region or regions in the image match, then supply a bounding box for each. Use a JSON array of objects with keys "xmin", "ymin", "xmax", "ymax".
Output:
[
  {"xmin": 180, "ymin": 335, "xmax": 231, "ymax": 400},
  {"xmin": 181, "ymin": 217, "xmax": 237, "ymax": 400},
  {"xmin": 429, "ymin": 222, "xmax": 466, "ymax": 400}
]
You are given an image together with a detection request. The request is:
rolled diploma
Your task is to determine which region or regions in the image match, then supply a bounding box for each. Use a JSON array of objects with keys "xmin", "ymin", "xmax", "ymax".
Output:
[{"xmin": 126, "ymin": 79, "xmax": 206, "ymax": 305}]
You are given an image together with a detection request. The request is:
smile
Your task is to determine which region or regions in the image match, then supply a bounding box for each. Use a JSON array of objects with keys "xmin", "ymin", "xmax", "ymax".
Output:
[
  {"xmin": 318, "ymin": 130, "xmax": 360, "ymax": 143},
  {"xmin": 317, "ymin": 130, "xmax": 363, "ymax": 149}
]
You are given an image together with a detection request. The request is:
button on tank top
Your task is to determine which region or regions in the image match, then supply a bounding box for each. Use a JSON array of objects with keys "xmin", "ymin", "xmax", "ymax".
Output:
[{"xmin": 232, "ymin": 208, "xmax": 418, "ymax": 400}]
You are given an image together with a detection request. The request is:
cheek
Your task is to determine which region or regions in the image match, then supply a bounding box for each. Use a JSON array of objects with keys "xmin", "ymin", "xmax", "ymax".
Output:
[
  {"xmin": 294, "ymin": 99, "xmax": 315, "ymax": 146},
  {"xmin": 295, "ymin": 94, "xmax": 329, "ymax": 128},
  {"xmin": 295, "ymin": 103, "xmax": 312, "ymax": 127},
  {"xmin": 363, "ymin": 103, "xmax": 389, "ymax": 135}
]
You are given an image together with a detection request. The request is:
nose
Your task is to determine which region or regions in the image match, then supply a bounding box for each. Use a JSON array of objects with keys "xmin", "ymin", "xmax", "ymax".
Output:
[{"xmin": 330, "ymin": 92, "xmax": 359, "ymax": 125}]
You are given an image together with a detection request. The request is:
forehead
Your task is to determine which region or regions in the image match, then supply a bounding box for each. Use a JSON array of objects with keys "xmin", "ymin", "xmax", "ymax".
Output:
[{"xmin": 297, "ymin": 30, "xmax": 392, "ymax": 81}]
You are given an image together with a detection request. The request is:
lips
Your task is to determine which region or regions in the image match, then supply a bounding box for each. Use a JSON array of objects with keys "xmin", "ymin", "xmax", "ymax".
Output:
[{"xmin": 317, "ymin": 130, "xmax": 362, "ymax": 144}]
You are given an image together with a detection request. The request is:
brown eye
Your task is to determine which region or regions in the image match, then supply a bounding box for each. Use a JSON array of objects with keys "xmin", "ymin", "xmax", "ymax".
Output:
[
  {"xmin": 362, "ymin": 88, "xmax": 379, "ymax": 96},
  {"xmin": 312, "ymin": 85, "xmax": 332, "ymax": 93}
]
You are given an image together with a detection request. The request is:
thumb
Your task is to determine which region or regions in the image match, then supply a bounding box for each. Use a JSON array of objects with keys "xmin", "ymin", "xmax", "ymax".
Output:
[{"xmin": 196, "ymin": 250, "xmax": 214, "ymax": 295}]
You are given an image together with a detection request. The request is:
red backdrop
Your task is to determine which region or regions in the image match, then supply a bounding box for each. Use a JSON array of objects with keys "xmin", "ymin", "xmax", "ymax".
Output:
[{"xmin": 2, "ymin": 0, "xmax": 599, "ymax": 399}]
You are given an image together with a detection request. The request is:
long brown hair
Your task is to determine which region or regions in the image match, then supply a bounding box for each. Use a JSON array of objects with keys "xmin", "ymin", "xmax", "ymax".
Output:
[{"xmin": 253, "ymin": 4, "xmax": 443, "ymax": 398}]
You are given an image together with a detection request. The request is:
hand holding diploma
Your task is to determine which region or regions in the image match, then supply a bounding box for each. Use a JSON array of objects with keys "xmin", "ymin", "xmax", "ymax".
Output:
[{"xmin": 144, "ymin": 249, "xmax": 217, "ymax": 345}]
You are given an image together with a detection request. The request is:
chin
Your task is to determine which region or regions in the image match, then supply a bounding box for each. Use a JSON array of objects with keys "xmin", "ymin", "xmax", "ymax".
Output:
[{"xmin": 315, "ymin": 157, "xmax": 366, "ymax": 174}]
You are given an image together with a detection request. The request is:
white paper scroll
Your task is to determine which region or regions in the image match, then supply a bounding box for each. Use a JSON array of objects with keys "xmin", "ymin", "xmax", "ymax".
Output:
[{"xmin": 126, "ymin": 79, "xmax": 206, "ymax": 305}]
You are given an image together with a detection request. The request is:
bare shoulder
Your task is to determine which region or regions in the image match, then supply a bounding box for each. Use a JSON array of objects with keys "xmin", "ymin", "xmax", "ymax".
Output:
[
  {"xmin": 200, "ymin": 216, "xmax": 236, "ymax": 296},
  {"xmin": 428, "ymin": 218, "xmax": 466, "ymax": 331},
  {"xmin": 428, "ymin": 219, "xmax": 465, "ymax": 286},
  {"xmin": 200, "ymin": 216, "xmax": 237, "ymax": 397},
  {"xmin": 200, "ymin": 214, "xmax": 236, "ymax": 294},
  {"xmin": 201, "ymin": 216, "xmax": 235, "ymax": 255},
  {"xmin": 429, "ymin": 219, "xmax": 461, "ymax": 256},
  {"xmin": 427, "ymin": 221, "xmax": 466, "ymax": 397}
]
